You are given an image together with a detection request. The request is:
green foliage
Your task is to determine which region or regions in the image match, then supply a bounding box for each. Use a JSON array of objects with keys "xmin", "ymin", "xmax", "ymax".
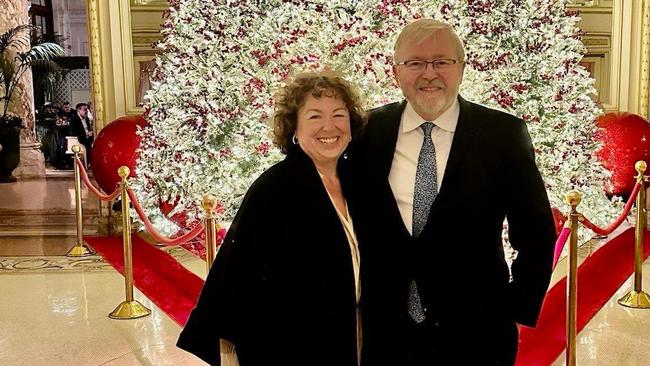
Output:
[{"xmin": 0, "ymin": 24, "xmax": 63, "ymax": 121}]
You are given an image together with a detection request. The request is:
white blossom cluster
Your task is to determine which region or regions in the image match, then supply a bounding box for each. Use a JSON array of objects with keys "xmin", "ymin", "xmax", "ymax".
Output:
[{"xmin": 133, "ymin": 0, "xmax": 620, "ymax": 235}]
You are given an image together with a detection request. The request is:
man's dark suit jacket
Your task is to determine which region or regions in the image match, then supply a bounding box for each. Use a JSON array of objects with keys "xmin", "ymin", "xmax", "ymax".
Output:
[
  {"xmin": 177, "ymin": 148, "xmax": 359, "ymax": 366},
  {"xmin": 69, "ymin": 114, "xmax": 93, "ymax": 150},
  {"xmin": 351, "ymin": 97, "xmax": 556, "ymax": 365}
]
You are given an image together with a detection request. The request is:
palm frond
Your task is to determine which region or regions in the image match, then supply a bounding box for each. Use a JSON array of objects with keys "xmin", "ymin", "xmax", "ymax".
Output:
[
  {"xmin": 31, "ymin": 59, "xmax": 63, "ymax": 73},
  {"xmin": 0, "ymin": 24, "xmax": 32, "ymax": 54},
  {"xmin": 18, "ymin": 42, "xmax": 64, "ymax": 64}
]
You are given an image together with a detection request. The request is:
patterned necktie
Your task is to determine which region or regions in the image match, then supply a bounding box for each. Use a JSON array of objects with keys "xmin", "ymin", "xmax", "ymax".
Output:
[
  {"xmin": 408, "ymin": 121, "xmax": 437, "ymax": 323},
  {"xmin": 412, "ymin": 121, "xmax": 437, "ymax": 237}
]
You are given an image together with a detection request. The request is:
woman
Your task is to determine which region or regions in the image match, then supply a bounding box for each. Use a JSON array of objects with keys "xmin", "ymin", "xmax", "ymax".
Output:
[{"xmin": 177, "ymin": 71, "xmax": 366, "ymax": 366}]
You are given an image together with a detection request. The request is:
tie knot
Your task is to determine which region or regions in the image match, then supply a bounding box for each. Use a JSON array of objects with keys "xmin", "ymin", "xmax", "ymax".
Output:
[{"xmin": 420, "ymin": 122, "xmax": 435, "ymax": 135}]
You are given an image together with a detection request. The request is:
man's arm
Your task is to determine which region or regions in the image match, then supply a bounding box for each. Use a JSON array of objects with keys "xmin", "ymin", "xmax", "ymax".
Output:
[{"xmin": 505, "ymin": 119, "xmax": 556, "ymax": 327}]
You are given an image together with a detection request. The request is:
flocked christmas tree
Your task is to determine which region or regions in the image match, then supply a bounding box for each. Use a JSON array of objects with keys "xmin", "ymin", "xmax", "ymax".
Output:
[{"xmin": 133, "ymin": 0, "xmax": 620, "ymax": 235}]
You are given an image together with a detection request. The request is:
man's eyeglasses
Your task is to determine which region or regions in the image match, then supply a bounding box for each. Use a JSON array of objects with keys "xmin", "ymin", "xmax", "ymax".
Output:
[{"xmin": 395, "ymin": 59, "xmax": 461, "ymax": 72}]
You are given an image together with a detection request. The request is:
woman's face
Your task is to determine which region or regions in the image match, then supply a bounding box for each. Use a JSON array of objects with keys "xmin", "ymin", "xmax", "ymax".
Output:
[{"xmin": 295, "ymin": 94, "xmax": 351, "ymax": 169}]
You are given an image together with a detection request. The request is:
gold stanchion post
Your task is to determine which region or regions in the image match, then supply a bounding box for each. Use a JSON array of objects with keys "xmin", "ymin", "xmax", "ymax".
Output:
[
  {"xmin": 109, "ymin": 166, "xmax": 151, "ymax": 320},
  {"xmin": 66, "ymin": 145, "xmax": 95, "ymax": 257},
  {"xmin": 202, "ymin": 194, "xmax": 221, "ymax": 273},
  {"xmin": 618, "ymin": 161, "xmax": 650, "ymax": 308},
  {"xmin": 565, "ymin": 190, "xmax": 581, "ymax": 366}
]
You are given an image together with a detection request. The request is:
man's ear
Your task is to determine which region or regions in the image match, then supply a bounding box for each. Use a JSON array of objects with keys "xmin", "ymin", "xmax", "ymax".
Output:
[{"xmin": 392, "ymin": 64, "xmax": 399, "ymax": 87}]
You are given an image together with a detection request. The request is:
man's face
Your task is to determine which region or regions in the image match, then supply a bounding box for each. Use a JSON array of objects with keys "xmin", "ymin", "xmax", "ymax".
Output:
[
  {"xmin": 63, "ymin": 104, "xmax": 71, "ymax": 112},
  {"xmin": 77, "ymin": 105, "xmax": 88, "ymax": 118},
  {"xmin": 393, "ymin": 30, "xmax": 465, "ymax": 121}
]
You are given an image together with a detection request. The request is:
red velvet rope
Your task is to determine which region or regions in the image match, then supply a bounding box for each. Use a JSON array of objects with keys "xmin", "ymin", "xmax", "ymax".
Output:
[
  {"xmin": 579, "ymin": 181, "xmax": 642, "ymax": 236},
  {"xmin": 75, "ymin": 159, "xmax": 121, "ymax": 201},
  {"xmin": 552, "ymin": 227, "xmax": 571, "ymax": 269},
  {"xmin": 127, "ymin": 188, "xmax": 205, "ymax": 245}
]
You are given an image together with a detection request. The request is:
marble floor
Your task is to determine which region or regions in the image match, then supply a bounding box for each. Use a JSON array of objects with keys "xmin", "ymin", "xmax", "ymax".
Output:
[{"xmin": 1, "ymin": 177, "xmax": 650, "ymax": 365}]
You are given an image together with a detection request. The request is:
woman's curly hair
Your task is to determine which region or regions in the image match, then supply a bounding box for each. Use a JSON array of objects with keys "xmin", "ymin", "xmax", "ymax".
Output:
[{"xmin": 272, "ymin": 70, "xmax": 367, "ymax": 154}]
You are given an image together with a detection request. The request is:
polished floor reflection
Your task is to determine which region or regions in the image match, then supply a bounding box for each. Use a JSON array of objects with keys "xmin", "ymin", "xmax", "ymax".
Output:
[
  {"xmin": 551, "ymin": 250, "xmax": 650, "ymax": 365},
  {"xmin": 0, "ymin": 176, "xmax": 208, "ymax": 365},
  {"xmin": 1, "ymin": 178, "xmax": 650, "ymax": 365},
  {"xmin": 0, "ymin": 255, "xmax": 208, "ymax": 366}
]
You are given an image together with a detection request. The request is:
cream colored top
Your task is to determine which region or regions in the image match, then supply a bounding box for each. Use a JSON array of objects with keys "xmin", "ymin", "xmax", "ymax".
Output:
[
  {"xmin": 321, "ymin": 172, "xmax": 362, "ymax": 366},
  {"xmin": 388, "ymin": 100, "xmax": 459, "ymax": 234},
  {"xmin": 218, "ymin": 175, "xmax": 362, "ymax": 366}
]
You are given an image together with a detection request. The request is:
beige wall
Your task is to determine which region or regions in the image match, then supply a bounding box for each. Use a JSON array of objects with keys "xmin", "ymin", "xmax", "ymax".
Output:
[
  {"xmin": 574, "ymin": 0, "xmax": 650, "ymax": 118},
  {"xmin": 574, "ymin": 4, "xmax": 613, "ymax": 108}
]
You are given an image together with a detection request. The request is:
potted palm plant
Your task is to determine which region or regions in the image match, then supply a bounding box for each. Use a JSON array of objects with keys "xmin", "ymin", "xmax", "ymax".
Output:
[{"xmin": 0, "ymin": 24, "xmax": 63, "ymax": 182}]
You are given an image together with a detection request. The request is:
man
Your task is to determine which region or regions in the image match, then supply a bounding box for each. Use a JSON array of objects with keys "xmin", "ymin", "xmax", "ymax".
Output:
[
  {"xmin": 69, "ymin": 103, "xmax": 93, "ymax": 160},
  {"xmin": 354, "ymin": 19, "xmax": 556, "ymax": 365},
  {"xmin": 61, "ymin": 101, "xmax": 76, "ymax": 121}
]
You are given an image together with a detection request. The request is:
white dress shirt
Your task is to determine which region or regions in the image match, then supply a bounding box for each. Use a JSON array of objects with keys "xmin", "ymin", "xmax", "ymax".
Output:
[
  {"xmin": 78, "ymin": 114, "xmax": 92, "ymax": 137},
  {"xmin": 388, "ymin": 100, "xmax": 460, "ymax": 235}
]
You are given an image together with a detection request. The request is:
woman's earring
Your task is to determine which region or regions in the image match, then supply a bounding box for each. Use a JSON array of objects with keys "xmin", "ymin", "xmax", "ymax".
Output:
[{"xmin": 292, "ymin": 132, "xmax": 298, "ymax": 145}]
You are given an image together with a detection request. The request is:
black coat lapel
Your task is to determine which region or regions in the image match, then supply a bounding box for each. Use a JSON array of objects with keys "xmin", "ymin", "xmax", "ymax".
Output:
[
  {"xmin": 370, "ymin": 101, "xmax": 407, "ymax": 180},
  {"xmin": 436, "ymin": 96, "xmax": 482, "ymax": 199}
]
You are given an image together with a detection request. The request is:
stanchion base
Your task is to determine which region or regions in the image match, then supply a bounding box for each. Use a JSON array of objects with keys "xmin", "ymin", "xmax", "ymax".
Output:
[
  {"xmin": 108, "ymin": 300, "xmax": 152, "ymax": 319},
  {"xmin": 618, "ymin": 290, "xmax": 650, "ymax": 308},
  {"xmin": 65, "ymin": 244, "xmax": 95, "ymax": 257}
]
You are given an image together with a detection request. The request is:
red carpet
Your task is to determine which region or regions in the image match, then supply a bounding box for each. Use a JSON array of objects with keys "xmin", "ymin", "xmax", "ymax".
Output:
[
  {"xmin": 86, "ymin": 227, "xmax": 648, "ymax": 362},
  {"xmin": 85, "ymin": 235, "xmax": 204, "ymax": 326},
  {"xmin": 516, "ymin": 227, "xmax": 650, "ymax": 365}
]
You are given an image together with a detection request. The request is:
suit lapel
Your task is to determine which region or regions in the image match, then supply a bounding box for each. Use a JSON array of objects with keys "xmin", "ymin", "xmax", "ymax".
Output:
[{"xmin": 435, "ymin": 96, "xmax": 482, "ymax": 200}]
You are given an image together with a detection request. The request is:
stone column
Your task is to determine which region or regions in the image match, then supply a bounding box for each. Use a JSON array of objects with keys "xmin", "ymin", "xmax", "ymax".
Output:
[{"xmin": 0, "ymin": 0, "xmax": 46, "ymax": 178}]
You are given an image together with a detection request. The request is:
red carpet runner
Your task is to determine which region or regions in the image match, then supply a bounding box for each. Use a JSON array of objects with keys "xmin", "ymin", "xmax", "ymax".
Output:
[
  {"xmin": 87, "ymin": 228, "xmax": 649, "ymax": 363},
  {"xmin": 516, "ymin": 227, "xmax": 650, "ymax": 365},
  {"xmin": 85, "ymin": 235, "xmax": 204, "ymax": 326}
]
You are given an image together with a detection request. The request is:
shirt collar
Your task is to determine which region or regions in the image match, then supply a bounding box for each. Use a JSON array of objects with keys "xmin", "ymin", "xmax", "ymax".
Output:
[{"xmin": 402, "ymin": 98, "xmax": 460, "ymax": 133}]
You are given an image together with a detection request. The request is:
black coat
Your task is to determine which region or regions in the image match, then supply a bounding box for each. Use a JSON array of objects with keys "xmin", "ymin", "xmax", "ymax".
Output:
[
  {"xmin": 69, "ymin": 114, "xmax": 93, "ymax": 148},
  {"xmin": 177, "ymin": 149, "xmax": 359, "ymax": 366},
  {"xmin": 351, "ymin": 97, "xmax": 556, "ymax": 365}
]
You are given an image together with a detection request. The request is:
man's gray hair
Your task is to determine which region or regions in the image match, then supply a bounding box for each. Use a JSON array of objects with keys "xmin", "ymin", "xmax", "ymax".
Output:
[{"xmin": 394, "ymin": 19, "xmax": 465, "ymax": 63}]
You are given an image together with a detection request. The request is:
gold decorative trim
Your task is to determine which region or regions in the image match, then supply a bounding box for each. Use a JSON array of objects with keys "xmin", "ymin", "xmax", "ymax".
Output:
[
  {"xmin": 606, "ymin": 0, "xmax": 625, "ymax": 113},
  {"xmin": 118, "ymin": 0, "xmax": 142, "ymax": 115},
  {"xmin": 639, "ymin": 0, "xmax": 650, "ymax": 119},
  {"xmin": 86, "ymin": 0, "xmax": 106, "ymax": 131},
  {"xmin": 132, "ymin": 35, "xmax": 163, "ymax": 46},
  {"xmin": 130, "ymin": 5, "xmax": 169, "ymax": 12},
  {"xmin": 569, "ymin": 7, "xmax": 613, "ymax": 14},
  {"xmin": 0, "ymin": 256, "xmax": 112, "ymax": 273},
  {"xmin": 130, "ymin": 0, "xmax": 168, "ymax": 5},
  {"xmin": 130, "ymin": 0, "xmax": 169, "ymax": 12},
  {"xmin": 583, "ymin": 38, "xmax": 610, "ymax": 46},
  {"xmin": 568, "ymin": 0, "xmax": 613, "ymax": 8},
  {"xmin": 569, "ymin": 0, "xmax": 598, "ymax": 6}
]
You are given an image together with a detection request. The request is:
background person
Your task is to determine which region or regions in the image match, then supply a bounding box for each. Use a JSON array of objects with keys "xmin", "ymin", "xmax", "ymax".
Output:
[{"xmin": 69, "ymin": 102, "xmax": 93, "ymax": 163}]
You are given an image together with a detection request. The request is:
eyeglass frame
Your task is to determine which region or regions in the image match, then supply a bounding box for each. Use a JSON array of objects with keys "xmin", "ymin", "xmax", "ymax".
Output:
[{"xmin": 394, "ymin": 58, "xmax": 463, "ymax": 72}]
